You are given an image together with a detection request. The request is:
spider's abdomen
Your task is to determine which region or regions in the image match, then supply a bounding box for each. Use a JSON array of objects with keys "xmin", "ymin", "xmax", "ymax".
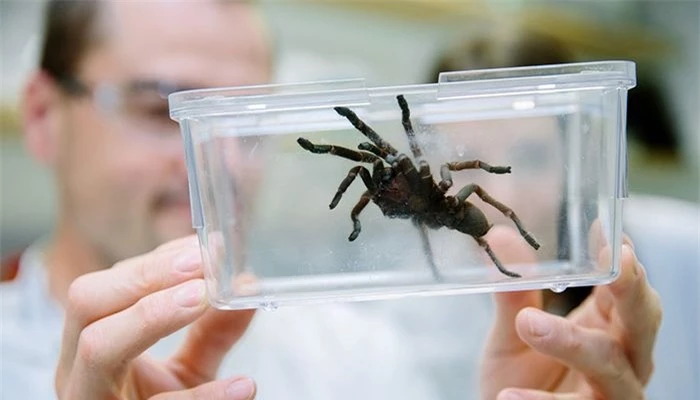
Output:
[{"xmin": 451, "ymin": 202, "xmax": 491, "ymax": 237}]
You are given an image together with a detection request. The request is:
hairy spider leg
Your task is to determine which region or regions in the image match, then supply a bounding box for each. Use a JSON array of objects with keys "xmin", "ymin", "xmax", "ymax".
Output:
[
  {"xmin": 394, "ymin": 153, "xmax": 440, "ymax": 210},
  {"xmin": 396, "ymin": 95, "xmax": 445, "ymax": 282},
  {"xmin": 334, "ymin": 107, "xmax": 399, "ymax": 156},
  {"xmin": 297, "ymin": 138, "xmax": 380, "ymax": 163},
  {"xmin": 396, "ymin": 95, "xmax": 434, "ymax": 193},
  {"xmin": 475, "ymin": 236, "xmax": 521, "ymax": 278},
  {"xmin": 438, "ymin": 160, "xmax": 512, "ymax": 192},
  {"xmin": 395, "ymin": 154, "xmax": 423, "ymax": 188},
  {"xmin": 330, "ymin": 166, "xmax": 376, "ymax": 210},
  {"xmin": 413, "ymin": 219, "xmax": 442, "ymax": 281},
  {"xmin": 396, "ymin": 95, "xmax": 424, "ymax": 159},
  {"xmin": 448, "ymin": 160, "xmax": 512, "ymax": 174},
  {"xmin": 358, "ymin": 142, "xmax": 392, "ymax": 160},
  {"xmin": 370, "ymin": 159, "xmax": 391, "ymax": 182},
  {"xmin": 455, "ymin": 184, "xmax": 541, "ymax": 250},
  {"xmin": 349, "ymin": 191, "xmax": 372, "ymax": 241},
  {"xmin": 357, "ymin": 143, "xmax": 400, "ymax": 183},
  {"xmin": 438, "ymin": 165, "xmax": 454, "ymax": 192},
  {"xmin": 397, "ymin": 95, "xmax": 446, "ymax": 281}
]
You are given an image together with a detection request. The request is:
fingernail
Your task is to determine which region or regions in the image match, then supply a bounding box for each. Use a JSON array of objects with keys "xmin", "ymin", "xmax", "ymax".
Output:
[
  {"xmin": 498, "ymin": 389, "xmax": 524, "ymax": 400},
  {"xmin": 227, "ymin": 377, "xmax": 255, "ymax": 400},
  {"xmin": 622, "ymin": 244, "xmax": 639, "ymax": 277},
  {"xmin": 175, "ymin": 248, "xmax": 201, "ymax": 273},
  {"xmin": 174, "ymin": 280, "xmax": 205, "ymax": 307},
  {"xmin": 526, "ymin": 309, "xmax": 551, "ymax": 337}
]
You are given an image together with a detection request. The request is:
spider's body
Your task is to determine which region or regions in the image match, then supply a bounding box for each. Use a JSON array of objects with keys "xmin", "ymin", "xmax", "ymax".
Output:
[
  {"xmin": 373, "ymin": 169, "xmax": 428, "ymax": 219},
  {"xmin": 297, "ymin": 95, "xmax": 540, "ymax": 279},
  {"xmin": 370, "ymin": 165, "xmax": 489, "ymax": 237}
]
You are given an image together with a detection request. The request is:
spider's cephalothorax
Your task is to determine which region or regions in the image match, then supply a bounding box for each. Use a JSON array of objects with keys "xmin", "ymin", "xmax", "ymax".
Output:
[{"xmin": 297, "ymin": 95, "xmax": 540, "ymax": 279}]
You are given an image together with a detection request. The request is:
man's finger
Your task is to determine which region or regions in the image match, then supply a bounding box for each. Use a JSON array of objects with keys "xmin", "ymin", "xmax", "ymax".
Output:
[
  {"xmin": 606, "ymin": 244, "xmax": 662, "ymax": 384},
  {"xmin": 67, "ymin": 279, "xmax": 208, "ymax": 398},
  {"xmin": 515, "ymin": 307, "xmax": 644, "ymax": 399},
  {"xmin": 58, "ymin": 237, "xmax": 202, "ymax": 379},
  {"xmin": 497, "ymin": 388, "xmax": 584, "ymax": 400},
  {"xmin": 150, "ymin": 376, "xmax": 256, "ymax": 400},
  {"xmin": 170, "ymin": 307, "xmax": 256, "ymax": 384},
  {"xmin": 68, "ymin": 236, "xmax": 202, "ymax": 324},
  {"xmin": 566, "ymin": 245, "xmax": 617, "ymax": 329},
  {"xmin": 568, "ymin": 233, "xmax": 637, "ymax": 329},
  {"xmin": 484, "ymin": 225, "xmax": 542, "ymax": 355}
]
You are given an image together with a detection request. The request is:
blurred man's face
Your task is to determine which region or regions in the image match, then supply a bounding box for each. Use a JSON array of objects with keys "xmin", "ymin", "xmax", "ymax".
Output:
[{"xmin": 55, "ymin": 1, "xmax": 271, "ymax": 263}]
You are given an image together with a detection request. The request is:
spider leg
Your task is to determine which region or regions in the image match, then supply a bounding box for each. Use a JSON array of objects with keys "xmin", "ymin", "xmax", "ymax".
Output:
[
  {"xmin": 475, "ymin": 236, "xmax": 521, "ymax": 278},
  {"xmin": 396, "ymin": 95, "xmax": 437, "ymax": 197},
  {"xmin": 396, "ymin": 95, "xmax": 424, "ymax": 160},
  {"xmin": 395, "ymin": 95, "xmax": 442, "ymax": 279},
  {"xmin": 448, "ymin": 160, "xmax": 511, "ymax": 174},
  {"xmin": 360, "ymin": 142, "xmax": 405, "ymax": 177},
  {"xmin": 358, "ymin": 142, "xmax": 392, "ymax": 161},
  {"xmin": 371, "ymin": 159, "xmax": 391, "ymax": 183},
  {"xmin": 412, "ymin": 219, "xmax": 442, "ymax": 281},
  {"xmin": 439, "ymin": 164, "xmax": 454, "ymax": 192},
  {"xmin": 334, "ymin": 107, "xmax": 398, "ymax": 156},
  {"xmin": 349, "ymin": 191, "xmax": 371, "ymax": 241},
  {"xmin": 394, "ymin": 154, "xmax": 441, "ymax": 212},
  {"xmin": 439, "ymin": 160, "xmax": 512, "ymax": 192},
  {"xmin": 297, "ymin": 138, "xmax": 379, "ymax": 163},
  {"xmin": 330, "ymin": 166, "xmax": 375, "ymax": 210},
  {"xmin": 396, "ymin": 154, "xmax": 422, "ymax": 188},
  {"xmin": 456, "ymin": 184, "xmax": 540, "ymax": 250},
  {"xmin": 416, "ymin": 161, "xmax": 439, "ymax": 199}
]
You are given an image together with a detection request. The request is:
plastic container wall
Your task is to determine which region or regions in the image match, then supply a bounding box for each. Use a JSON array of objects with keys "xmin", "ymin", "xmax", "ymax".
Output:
[{"xmin": 169, "ymin": 61, "xmax": 636, "ymax": 310}]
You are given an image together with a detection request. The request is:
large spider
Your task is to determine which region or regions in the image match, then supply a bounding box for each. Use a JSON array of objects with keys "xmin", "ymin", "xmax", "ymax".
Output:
[{"xmin": 296, "ymin": 95, "xmax": 540, "ymax": 279}]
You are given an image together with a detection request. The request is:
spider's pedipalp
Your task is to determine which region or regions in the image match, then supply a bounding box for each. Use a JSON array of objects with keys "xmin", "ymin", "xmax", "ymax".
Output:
[
  {"xmin": 371, "ymin": 159, "xmax": 390, "ymax": 183},
  {"xmin": 330, "ymin": 166, "xmax": 375, "ymax": 210},
  {"xmin": 358, "ymin": 142, "xmax": 390, "ymax": 160}
]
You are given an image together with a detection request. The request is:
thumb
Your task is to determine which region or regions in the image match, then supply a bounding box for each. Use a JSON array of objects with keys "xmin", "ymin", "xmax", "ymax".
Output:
[
  {"xmin": 169, "ymin": 272, "xmax": 258, "ymax": 385},
  {"xmin": 150, "ymin": 376, "xmax": 256, "ymax": 400},
  {"xmin": 170, "ymin": 307, "xmax": 256, "ymax": 385},
  {"xmin": 484, "ymin": 225, "xmax": 542, "ymax": 354}
]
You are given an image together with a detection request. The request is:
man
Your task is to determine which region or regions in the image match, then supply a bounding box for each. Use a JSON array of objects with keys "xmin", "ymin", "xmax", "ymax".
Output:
[{"xmin": 1, "ymin": 1, "xmax": 662, "ymax": 399}]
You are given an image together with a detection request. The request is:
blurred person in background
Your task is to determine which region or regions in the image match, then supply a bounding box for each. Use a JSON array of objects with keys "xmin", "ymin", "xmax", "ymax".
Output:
[
  {"xmin": 0, "ymin": 1, "xmax": 663, "ymax": 399},
  {"xmin": 428, "ymin": 26, "xmax": 698, "ymax": 399},
  {"xmin": 1, "ymin": 1, "xmax": 432, "ymax": 399}
]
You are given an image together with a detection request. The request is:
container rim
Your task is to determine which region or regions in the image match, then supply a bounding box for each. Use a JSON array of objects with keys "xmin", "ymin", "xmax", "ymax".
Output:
[{"xmin": 169, "ymin": 60, "xmax": 636, "ymax": 120}]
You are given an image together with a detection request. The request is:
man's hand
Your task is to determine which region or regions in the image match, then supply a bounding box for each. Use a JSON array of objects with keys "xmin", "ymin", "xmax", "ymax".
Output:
[
  {"xmin": 480, "ymin": 226, "xmax": 662, "ymax": 400},
  {"xmin": 55, "ymin": 235, "xmax": 257, "ymax": 400}
]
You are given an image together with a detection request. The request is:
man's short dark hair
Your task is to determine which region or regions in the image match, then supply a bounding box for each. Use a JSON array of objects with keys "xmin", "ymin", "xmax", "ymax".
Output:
[
  {"xmin": 38, "ymin": 0, "xmax": 269, "ymax": 83},
  {"xmin": 39, "ymin": 0, "xmax": 102, "ymax": 80}
]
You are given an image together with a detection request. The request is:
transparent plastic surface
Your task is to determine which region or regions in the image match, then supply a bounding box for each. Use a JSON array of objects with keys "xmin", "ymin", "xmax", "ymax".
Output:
[{"xmin": 169, "ymin": 61, "xmax": 636, "ymax": 310}]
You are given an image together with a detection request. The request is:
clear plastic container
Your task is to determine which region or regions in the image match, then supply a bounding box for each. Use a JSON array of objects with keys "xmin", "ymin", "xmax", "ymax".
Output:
[{"xmin": 169, "ymin": 61, "xmax": 636, "ymax": 310}]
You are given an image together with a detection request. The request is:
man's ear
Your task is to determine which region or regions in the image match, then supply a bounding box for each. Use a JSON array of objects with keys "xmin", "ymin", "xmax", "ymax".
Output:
[{"xmin": 21, "ymin": 70, "xmax": 64, "ymax": 166}]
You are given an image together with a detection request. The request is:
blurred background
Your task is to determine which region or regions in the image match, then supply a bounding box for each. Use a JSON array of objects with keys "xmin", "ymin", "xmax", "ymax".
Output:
[{"xmin": 1, "ymin": 0, "xmax": 698, "ymax": 257}]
